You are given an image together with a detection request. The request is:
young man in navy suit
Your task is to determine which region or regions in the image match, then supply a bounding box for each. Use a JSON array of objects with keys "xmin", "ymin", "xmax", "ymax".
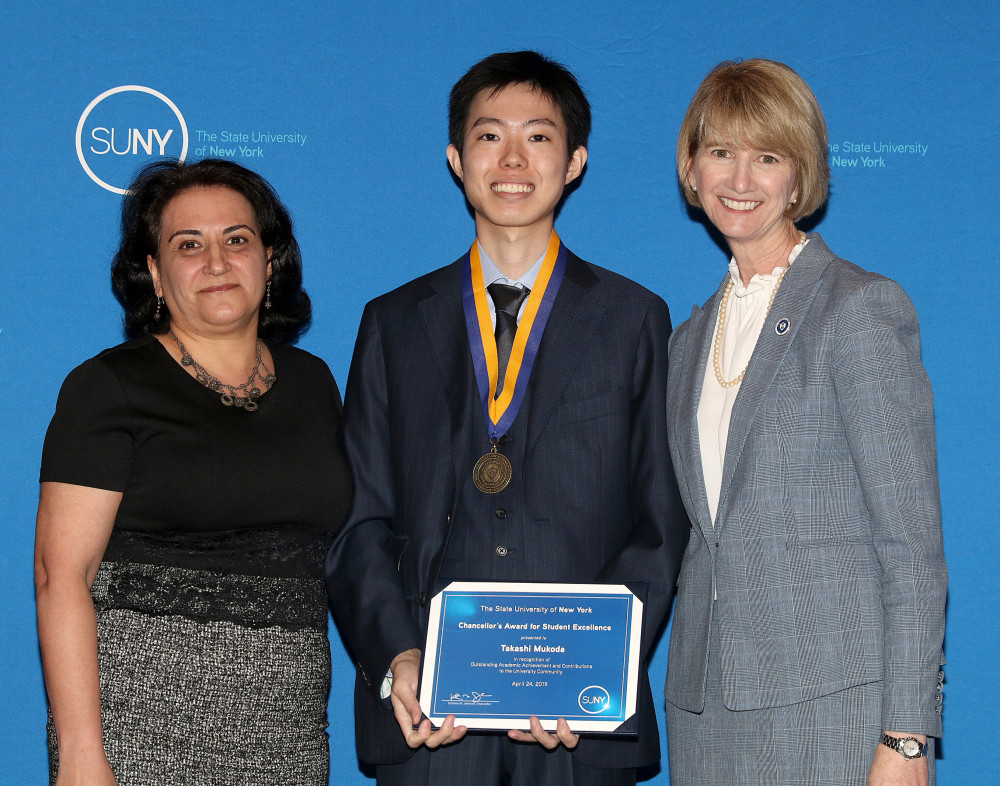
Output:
[{"xmin": 326, "ymin": 51, "xmax": 687, "ymax": 786}]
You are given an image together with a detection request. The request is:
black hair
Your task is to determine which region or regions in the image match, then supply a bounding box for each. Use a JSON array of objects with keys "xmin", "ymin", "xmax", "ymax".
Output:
[
  {"xmin": 111, "ymin": 158, "xmax": 310, "ymax": 343},
  {"xmin": 448, "ymin": 51, "xmax": 591, "ymax": 157}
]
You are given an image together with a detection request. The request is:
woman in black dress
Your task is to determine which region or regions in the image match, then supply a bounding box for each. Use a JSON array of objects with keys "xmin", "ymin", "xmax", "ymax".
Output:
[{"xmin": 35, "ymin": 159, "xmax": 351, "ymax": 786}]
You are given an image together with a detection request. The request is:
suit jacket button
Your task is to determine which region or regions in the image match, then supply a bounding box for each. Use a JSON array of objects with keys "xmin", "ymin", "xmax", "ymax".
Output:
[
  {"xmin": 496, "ymin": 545, "xmax": 508, "ymax": 557},
  {"xmin": 496, "ymin": 508, "xmax": 507, "ymax": 519},
  {"xmin": 419, "ymin": 592, "xmax": 428, "ymax": 607}
]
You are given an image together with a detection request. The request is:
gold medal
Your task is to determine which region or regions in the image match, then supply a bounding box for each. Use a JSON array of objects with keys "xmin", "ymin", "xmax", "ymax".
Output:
[{"xmin": 473, "ymin": 445, "xmax": 512, "ymax": 494}]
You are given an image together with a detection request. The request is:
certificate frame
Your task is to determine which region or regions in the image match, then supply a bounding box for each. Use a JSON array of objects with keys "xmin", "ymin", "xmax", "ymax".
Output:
[{"xmin": 418, "ymin": 581, "xmax": 643, "ymax": 733}]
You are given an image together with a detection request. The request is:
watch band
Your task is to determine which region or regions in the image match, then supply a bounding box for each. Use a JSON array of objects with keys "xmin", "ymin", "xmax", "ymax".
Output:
[{"xmin": 879, "ymin": 733, "xmax": 928, "ymax": 760}]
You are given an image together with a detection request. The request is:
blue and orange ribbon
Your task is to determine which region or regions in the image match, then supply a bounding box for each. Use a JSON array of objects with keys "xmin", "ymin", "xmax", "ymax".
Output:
[{"xmin": 461, "ymin": 231, "xmax": 567, "ymax": 441}]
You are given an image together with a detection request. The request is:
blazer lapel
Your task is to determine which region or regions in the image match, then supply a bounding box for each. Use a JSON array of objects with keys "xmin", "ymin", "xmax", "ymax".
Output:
[
  {"xmin": 525, "ymin": 252, "xmax": 602, "ymax": 457},
  {"xmin": 675, "ymin": 278, "xmax": 728, "ymax": 544},
  {"xmin": 715, "ymin": 236, "xmax": 835, "ymax": 525},
  {"xmin": 417, "ymin": 260, "xmax": 478, "ymax": 484}
]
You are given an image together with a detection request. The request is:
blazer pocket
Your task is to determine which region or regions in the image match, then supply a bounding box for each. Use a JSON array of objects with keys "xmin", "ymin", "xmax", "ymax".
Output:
[
  {"xmin": 555, "ymin": 384, "xmax": 629, "ymax": 425},
  {"xmin": 787, "ymin": 534, "xmax": 873, "ymax": 548}
]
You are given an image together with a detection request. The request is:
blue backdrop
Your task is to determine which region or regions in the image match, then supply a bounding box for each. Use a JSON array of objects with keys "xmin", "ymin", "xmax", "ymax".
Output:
[{"xmin": 3, "ymin": 1, "xmax": 996, "ymax": 782}]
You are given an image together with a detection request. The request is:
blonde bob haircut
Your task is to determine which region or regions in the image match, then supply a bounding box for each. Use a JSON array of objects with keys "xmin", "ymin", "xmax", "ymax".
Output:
[{"xmin": 677, "ymin": 59, "xmax": 829, "ymax": 222}]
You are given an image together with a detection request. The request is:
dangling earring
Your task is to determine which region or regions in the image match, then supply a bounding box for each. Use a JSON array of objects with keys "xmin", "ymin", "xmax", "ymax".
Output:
[
  {"xmin": 154, "ymin": 296, "xmax": 163, "ymax": 320},
  {"xmin": 264, "ymin": 280, "xmax": 272, "ymax": 310}
]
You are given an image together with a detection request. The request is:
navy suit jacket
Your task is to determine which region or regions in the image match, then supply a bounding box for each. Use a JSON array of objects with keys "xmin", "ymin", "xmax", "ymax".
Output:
[{"xmin": 326, "ymin": 248, "xmax": 688, "ymax": 768}]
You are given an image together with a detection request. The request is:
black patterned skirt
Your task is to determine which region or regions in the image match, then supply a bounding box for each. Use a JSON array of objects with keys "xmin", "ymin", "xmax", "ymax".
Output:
[{"xmin": 47, "ymin": 525, "xmax": 335, "ymax": 786}]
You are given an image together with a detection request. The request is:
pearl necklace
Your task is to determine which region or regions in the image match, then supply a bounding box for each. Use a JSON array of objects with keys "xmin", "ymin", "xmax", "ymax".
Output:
[
  {"xmin": 712, "ymin": 233, "xmax": 806, "ymax": 389},
  {"xmin": 168, "ymin": 329, "xmax": 275, "ymax": 412}
]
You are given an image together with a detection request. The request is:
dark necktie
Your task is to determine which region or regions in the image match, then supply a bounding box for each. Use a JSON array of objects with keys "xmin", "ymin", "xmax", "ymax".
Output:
[{"xmin": 487, "ymin": 282, "xmax": 530, "ymax": 398}]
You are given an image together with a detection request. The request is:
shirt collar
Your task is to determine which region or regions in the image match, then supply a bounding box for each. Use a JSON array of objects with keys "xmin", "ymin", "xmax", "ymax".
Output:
[
  {"xmin": 727, "ymin": 236, "xmax": 809, "ymax": 297},
  {"xmin": 478, "ymin": 240, "xmax": 545, "ymax": 291}
]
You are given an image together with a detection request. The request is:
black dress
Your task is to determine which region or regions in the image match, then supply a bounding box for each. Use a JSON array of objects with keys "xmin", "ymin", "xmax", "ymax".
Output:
[{"xmin": 40, "ymin": 334, "xmax": 352, "ymax": 786}]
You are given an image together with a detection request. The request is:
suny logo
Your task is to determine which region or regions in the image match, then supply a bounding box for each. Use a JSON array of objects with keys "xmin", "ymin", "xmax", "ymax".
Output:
[
  {"xmin": 76, "ymin": 86, "xmax": 189, "ymax": 194},
  {"xmin": 578, "ymin": 685, "xmax": 612, "ymax": 714}
]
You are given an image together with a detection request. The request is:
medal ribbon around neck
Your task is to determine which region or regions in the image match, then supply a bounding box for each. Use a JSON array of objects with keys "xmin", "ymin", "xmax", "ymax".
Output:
[{"xmin": 462, "ymin": 230, "xmax": 566, "ymax": 441}]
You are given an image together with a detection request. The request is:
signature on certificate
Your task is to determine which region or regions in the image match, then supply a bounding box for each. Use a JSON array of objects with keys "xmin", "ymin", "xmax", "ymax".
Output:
[{"xmin": 447, "ymin": 691, "xmax": 493, "ymax": 703}]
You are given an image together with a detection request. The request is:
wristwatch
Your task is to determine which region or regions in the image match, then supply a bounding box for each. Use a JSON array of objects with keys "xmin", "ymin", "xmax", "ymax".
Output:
[{"xmin": 880, "ymin": 733, "xmax": 928, "ymax": 760}]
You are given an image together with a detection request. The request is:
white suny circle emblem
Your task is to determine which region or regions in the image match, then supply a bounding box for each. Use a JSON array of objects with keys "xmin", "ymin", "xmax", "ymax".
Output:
[
  {"xmin": 578, "ymin": 684, "xmax": 612, "ymax": 714},
  {"xmin": 75, "ymin": 85, "xmax": 189, "ymax": 195}
]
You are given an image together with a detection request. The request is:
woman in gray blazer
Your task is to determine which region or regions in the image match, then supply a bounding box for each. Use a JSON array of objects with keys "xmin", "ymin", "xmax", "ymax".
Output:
[{"xmin": 664, "ymin": 59, "xmax": 946, "ymax": 785}]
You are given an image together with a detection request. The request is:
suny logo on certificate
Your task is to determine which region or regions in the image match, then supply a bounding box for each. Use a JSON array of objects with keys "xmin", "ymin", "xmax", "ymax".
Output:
[{"xmin": 578, "ymin": 685, "xmax": 612, "ymax": 714}]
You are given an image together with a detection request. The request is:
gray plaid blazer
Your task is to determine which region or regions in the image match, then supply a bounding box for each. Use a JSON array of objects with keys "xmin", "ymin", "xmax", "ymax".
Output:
[{"xmin": 664, "ymin": 234, "xmax": 946, "ymax": 736}]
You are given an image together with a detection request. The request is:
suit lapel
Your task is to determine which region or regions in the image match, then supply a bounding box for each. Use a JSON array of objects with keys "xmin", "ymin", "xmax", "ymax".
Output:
[
  {"xmin": 675, "ymin": 278, "xmax": 727, "ymax": 544},
  {"xmin": 715, "ymin": 236, "xmax": 835, "ymax": 525},
  {"xmin": 416, "ymin": 260, "xmax": 478, "ymax": 483},
  {"xmin": 526, "ymin": 252, "xmax": 602, "ymax": 457}
]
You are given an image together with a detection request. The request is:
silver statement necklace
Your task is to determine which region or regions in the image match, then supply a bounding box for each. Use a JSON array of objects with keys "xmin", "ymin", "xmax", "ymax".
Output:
[{"xmin": 168, "ymin": 329, "xmax": 275, "ymax": 412}]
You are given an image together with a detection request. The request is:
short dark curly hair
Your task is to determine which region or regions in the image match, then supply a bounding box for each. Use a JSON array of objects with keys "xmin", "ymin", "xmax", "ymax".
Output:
[
  {"xmin": 111, "ymin": 158, "xmax": 311, "ymax": 343},
  {"xmin": 448, "ymin": 50, "xmax": 591, "ymax": 157}
]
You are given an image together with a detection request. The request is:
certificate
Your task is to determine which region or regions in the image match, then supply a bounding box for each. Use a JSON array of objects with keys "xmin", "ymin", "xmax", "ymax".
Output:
[{"xmin": 419, "ymin": 581, "xmax": 642, "ymax": 733}]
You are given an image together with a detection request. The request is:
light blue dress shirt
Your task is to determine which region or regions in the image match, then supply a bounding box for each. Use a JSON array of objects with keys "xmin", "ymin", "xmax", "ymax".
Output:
[{"xmin": 477, "ymin": 240, "xmax": 544, "ymax": 329}]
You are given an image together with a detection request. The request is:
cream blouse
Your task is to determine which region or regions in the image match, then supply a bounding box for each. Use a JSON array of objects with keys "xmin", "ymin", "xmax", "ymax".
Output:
[{"xmin": 697, "ymin": 239, "xmax": 808, "ymax": 525}]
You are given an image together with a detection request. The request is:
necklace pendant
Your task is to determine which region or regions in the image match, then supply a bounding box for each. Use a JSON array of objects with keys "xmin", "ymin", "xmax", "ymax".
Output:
[{"xmin": 168, "ymin": 329, "xmax": 271, "ymax": 414}]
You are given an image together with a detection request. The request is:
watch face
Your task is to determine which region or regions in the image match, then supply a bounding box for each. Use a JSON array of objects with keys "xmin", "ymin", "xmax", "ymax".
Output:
[{"xmin": 902, "ymin": 739, "xmax": 922, "ymax": 758}]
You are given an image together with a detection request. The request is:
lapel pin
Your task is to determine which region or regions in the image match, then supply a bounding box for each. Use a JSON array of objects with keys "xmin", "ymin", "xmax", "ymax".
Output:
[{"xmin": 775, "ymin": 318, "xmax": 790, "ymax": 335}]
